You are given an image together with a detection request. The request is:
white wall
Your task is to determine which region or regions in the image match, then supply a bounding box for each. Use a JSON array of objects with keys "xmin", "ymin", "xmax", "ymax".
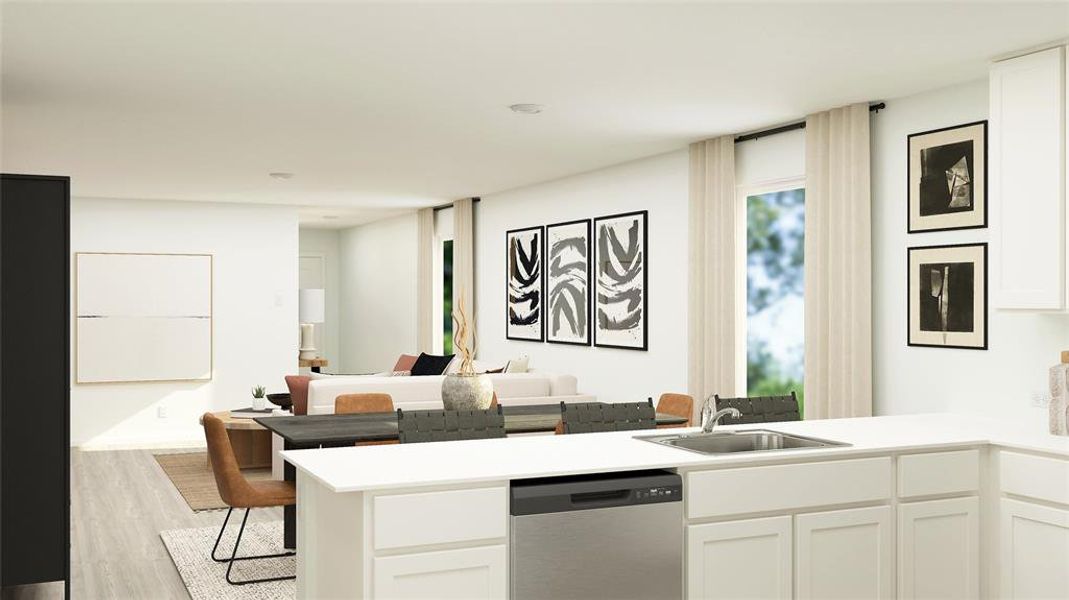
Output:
[
  {"xmin": 872, "ymin": 78, "xmax": 1069, "ymax": 427},
  {"xmin": 735, "ymin": 127, "xmax": 805, "ymax": 186},
  {"xmin": 299, "ymin": 227, "xmax": 341, "ymax": 368},
  {"xmin": 71, "ymin": 198, "xmax": 298, "ymax": 448},
  {"xmin": 338, "ymin": 213, "xmax": 418, "ymax": 373},
  {"xmin": 476, "ymin": 150, "xmax": 690, "ymax": 402}
]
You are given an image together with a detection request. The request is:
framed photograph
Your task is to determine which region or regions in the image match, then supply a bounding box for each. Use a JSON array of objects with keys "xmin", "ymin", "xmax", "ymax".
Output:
[
  {"xmin": 908, "ymin": 121, "xmax": 987, "ymax": 233},
  {"xmin": 593, "ymin": 210, "xmax": 648, "ymax": 351},
  {"xmin": 505, "ymin": 226, "xmax": 544, "ymax": 342},
  {"xmin": 908, "ymin": 243, "xmax": 987, "ymax": 350},
  {"xmin": 546, "ymin": 219, "xmax": 591, "ymax": 345}
]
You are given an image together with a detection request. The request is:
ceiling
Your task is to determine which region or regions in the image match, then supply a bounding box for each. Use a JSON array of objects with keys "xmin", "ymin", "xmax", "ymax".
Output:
[{"xmin": 2, "ymin": 2, "xmax": 1067, "ymax": 226}]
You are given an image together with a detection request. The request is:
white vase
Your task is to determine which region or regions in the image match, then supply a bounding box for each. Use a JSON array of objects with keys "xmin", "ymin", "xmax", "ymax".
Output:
[
  {"xmin": 252, "ymin": 396, "xmax": 266, "ymax": 411},
  {"xmin": 441, "ymin": 373, "xmax": 494, "ymax": 411}
]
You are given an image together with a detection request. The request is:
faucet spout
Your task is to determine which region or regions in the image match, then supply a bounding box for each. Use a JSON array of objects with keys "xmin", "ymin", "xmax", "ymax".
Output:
[{"xmin": 700, "ymin": 397, "xmax": 741, "ymax": 434}]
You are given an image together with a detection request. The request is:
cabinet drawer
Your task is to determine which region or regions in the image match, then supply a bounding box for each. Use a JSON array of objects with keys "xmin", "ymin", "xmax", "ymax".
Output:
[
  {"xmin": 898, "ymin": 450, "xmax": 980, "ymax": 499},
  {"xmin": 686, "ymin": 457, "xmax": 892, "ymax": 519},
  {"xmin": 1001, "ymin": 451, "xmax": 1069, "ymax": 505},
  {"xmin": 373, "ymin": 486, "xmax": 507, "ymax": 551},
  {"xmin": 374, "ymin": 544, "xmax": 507, "ymax": 599}
]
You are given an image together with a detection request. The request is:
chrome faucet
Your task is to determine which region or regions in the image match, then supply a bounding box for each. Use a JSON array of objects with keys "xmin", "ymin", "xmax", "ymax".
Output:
[{"xmin": 700, "ymin": 396, "xmax": 741, "ymax": 434}]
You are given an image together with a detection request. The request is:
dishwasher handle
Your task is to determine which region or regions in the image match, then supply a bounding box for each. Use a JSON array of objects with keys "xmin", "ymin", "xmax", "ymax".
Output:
[{"xmin": 569, "ymin": 488, "xmax": 632, "ymax": 508}]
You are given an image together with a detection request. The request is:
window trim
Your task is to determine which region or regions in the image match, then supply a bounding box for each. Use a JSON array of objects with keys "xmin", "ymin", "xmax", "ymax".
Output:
[{"xmin": 735, "ymin": 176, "xmax": 806, "ymax": 396}]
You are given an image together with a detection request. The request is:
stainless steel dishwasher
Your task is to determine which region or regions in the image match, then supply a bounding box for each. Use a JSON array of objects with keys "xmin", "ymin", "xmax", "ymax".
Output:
[{"xmin": 510, "ymin": 469, "xmax": 683, "ymax": 600}]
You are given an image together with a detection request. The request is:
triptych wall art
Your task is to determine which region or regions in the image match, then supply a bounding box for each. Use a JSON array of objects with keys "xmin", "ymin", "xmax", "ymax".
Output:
[
  {"xmin": 506, "ymin": 210, "xmax": 648, "ymax": 351},
  {"xmin": 906, "ymin": 121, "xmax": 988, "ymax": 350}
]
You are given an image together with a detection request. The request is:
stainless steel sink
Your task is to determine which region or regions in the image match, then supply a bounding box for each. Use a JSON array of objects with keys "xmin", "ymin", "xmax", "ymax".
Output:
[{"xmin": 638, "ymin": 429, "xmax": 849, "ymax": 455}]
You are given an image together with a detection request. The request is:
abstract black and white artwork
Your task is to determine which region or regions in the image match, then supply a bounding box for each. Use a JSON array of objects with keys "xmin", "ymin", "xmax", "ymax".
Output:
[
  {"xmin": 908, "ymin": 243, "xmax": 987, "ymax": 350},
  {"xmin": 505, "ymin": 226, "xmax": 544, "ymax": 341},
  {"xmin": 546, "ymin": 219, "xmax": 591, "ymax": 345},
  {"xmin": 593, "ymin": 211, "xmax": 648, "ymax": 351},
  {"xmin": 908, "ymin": 121, "xmax": 987, "ymax": 233}
]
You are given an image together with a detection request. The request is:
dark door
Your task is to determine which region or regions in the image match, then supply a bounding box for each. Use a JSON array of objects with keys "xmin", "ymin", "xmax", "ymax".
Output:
[{"xmin": 0, "ymin": 174, "xmax": 70, "ymax": 587}]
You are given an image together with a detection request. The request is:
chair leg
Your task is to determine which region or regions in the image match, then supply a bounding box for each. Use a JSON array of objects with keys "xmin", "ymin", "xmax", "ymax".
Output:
[
  {"xmin": 210, "ymin": 507, "xmax": 235, "ymax": 563},
  {"xmin": 211, "ymin": 507, "xmax": 296, "ymax": 585}
]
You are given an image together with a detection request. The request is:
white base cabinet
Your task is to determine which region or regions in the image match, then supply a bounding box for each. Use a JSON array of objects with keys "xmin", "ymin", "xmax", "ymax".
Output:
[
  {"xmin": 898, "ymin": 497, "xmax": 979, "ymax": 599},
  {"xmin": 1000, "ymin": 499, "xmax": 1069, "ymax": 599},
  {"xmin": 795, "ymin": 506, "xmax": 894, "ymax": 600},
  {"xmin": 686, "ymin": 516, "xmax": 792, "ymax": 599},
  {"xmin": 373, "ymin": 545, "xmax": 507, "ymax": 599}
]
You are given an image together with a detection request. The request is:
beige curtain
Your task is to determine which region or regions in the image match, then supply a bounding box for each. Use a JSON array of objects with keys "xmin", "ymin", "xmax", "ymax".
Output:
[
  {"xmin": 452, "ymin": 198, "xmax": 475, "ymax": 331},
  {"xmin": 688, "ymin": 137, "xmax": 739, "ymax": 419},
  {"xmin": 415, "ymin": 207, "xmax": 434, "ymax": 353},
  {"xmin": 804, "ymin": 103, "xmax": 873, "ymax": 419}
]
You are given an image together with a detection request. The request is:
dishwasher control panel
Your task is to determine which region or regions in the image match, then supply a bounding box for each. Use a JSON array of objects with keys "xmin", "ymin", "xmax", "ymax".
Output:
[
  {"xmin": 633, "ymin": 485, "xmax": 682, "ymax": 502},
  {"xmin": 511, "ymin": 469, "xmax": 683, "ymax": 515}
]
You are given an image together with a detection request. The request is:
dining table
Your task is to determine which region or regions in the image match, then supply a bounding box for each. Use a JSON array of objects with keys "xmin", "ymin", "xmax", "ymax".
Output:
[{"xmin": 256, "ymin": 402, "xmax": 689, "ymax": 549}]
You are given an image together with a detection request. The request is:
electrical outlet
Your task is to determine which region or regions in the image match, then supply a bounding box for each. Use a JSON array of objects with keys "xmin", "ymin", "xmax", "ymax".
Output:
[
  {"xmin": 157, "ymin": 405, "xmax": 169, "ymax": 419},
  {"xmin": 1030, "ymin": 391, "xmax": 1050, "ymax": 408}
]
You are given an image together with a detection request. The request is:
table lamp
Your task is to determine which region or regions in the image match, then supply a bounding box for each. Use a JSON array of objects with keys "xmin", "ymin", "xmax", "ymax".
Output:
[{"xmin": 298, "ymin": 288, "xmax": 325, "ymax": 360}]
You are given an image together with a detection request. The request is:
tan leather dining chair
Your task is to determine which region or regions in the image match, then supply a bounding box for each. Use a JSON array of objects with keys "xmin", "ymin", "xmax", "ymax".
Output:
[
  {"xmin": 335, "ymin": 393, "xmax": 398, "ymax": 446},
  {"xmin": 656, "ymin": 393, "xmax": 695, "ymax": 428},
  {"xmin": 203, "ymin": 413, "xmax": 295, "ymax": 586}
]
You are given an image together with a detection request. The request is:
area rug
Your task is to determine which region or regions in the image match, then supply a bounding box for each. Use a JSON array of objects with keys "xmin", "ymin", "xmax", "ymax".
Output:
[
  {"xmin": 160, "ymin": 521, "xmax": 294, "ymax": 600},
  {"xmin": 154, "ymin": 452, "xmax": 273, "ymax": 512}
]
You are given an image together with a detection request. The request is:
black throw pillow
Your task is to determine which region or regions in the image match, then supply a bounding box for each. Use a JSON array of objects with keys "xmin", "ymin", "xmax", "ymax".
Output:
[{"xmin": 410, "ymin": 352, "xmax": 455, "ymax": 376}]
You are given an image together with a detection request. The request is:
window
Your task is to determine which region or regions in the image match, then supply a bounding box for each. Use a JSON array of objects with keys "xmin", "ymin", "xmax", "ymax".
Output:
[
  {"xmin": 442, "ymin": 239, "xmax": 454, "ymax": 354},
  {"xmin": 743, "ymin": 184, "xmax": 805, "ymax": 408},
  {"xmin": 432, "ymin": 207, "xmax": 454, "ymax": 354}
]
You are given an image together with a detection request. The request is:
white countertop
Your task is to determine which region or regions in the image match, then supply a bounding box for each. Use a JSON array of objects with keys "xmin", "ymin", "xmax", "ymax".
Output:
[{"xmin": 281, "ymin": 413, "xmax": 1069, "ymax": 493}]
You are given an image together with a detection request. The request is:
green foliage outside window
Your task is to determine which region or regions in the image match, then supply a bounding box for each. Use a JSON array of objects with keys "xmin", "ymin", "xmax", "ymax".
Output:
[
  {"xmin": 443, "ymin": 240, "xmax": 453, "ymax": 354},
  {"xmin": 746, "ymin": 189, "xmax": 805, "ymax": 413}
]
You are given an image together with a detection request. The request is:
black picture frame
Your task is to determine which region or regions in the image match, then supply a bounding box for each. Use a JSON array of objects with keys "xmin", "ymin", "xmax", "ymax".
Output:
[
  {"xmin": 907, "ymin": 120, "xmax": 988, "ymax": 233},
  {"xmin": 545, "ymin": 218, "xmax": 592, "ymax": 346},
  {"xmin": 907, "ymin": 242, "xmax": 988, "ymax": 350},
  {"xmin": 505, "ymin": 225, "xmax": 545, "ymax": 342},
  {"xmin": 592, "ymin": 210, "xmax": 649, "ymax": 351}
]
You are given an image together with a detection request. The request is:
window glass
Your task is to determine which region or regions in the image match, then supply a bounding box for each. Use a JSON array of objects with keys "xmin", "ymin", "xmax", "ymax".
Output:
[
  {"xmin": 746, "ymin": 187, "xmax": 804, "ymax": 408},
  {"xmin": 442, "ymin": 239, "xmax": 453, "ymax": 354}
]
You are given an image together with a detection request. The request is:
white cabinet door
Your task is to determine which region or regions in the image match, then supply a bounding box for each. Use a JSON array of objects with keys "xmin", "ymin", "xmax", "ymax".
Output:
[
  {"xmin": 1001, "ymin": 499, "xmax": 1069, "ymax": 599},
  {"xmin": 687, "ymin": 516, "xmax": 791, "ymax": 599},
  {"xmin": 373, "ymin": 545, "xmax": 506, "ymax": 599},
  {"xmin": 795, "ymin": 506, "xmax": 893, "ymax": 600},
  {"xmin": 990, "ymin": 46, "xmax": 1067, "ymax": 310},
  {"xmin": 898, "ymin": 497, "xmax": 979, "ymax": 599}
]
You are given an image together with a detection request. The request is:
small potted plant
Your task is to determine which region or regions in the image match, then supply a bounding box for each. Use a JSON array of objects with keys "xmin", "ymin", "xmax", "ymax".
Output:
[{"xmin": 251, "ymin": 385, "xmax": 267, "ymax": 411}]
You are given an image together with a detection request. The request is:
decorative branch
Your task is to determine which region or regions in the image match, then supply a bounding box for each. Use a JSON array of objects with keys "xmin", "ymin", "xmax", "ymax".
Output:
[{"xmin": 452, "ymin": 290, "xmax": 476, "ymax": 375}]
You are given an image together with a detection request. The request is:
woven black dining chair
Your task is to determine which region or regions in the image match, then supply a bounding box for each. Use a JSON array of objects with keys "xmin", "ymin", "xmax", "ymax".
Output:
[
  {"xmin": 713, "ymin": 392, "xmax": 801, "ymax": 425},
  {"xmin": 558, "ymin": 400, "xmax": 657, "ymax": 434},
  {"xmin": 396, "ymin": 406, "xmax": 506, "ymax": 443}
]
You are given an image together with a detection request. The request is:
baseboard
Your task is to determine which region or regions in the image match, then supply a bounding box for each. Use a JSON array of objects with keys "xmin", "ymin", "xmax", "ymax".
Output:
[{"xmin": 74, "ymin": 438, "xmax": 206, "ymax": 452}]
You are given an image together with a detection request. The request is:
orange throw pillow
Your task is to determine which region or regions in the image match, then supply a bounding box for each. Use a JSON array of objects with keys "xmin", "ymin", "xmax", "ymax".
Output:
[{"xmin": 392, "ymin": 354, "xmax": 418, "ymax": 372}]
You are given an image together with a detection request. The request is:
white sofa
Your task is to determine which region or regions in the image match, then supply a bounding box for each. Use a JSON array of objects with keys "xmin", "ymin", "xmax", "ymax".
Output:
[{"xmin": 307, "ymin": 372, "xmax": 594, "ymax": 415}]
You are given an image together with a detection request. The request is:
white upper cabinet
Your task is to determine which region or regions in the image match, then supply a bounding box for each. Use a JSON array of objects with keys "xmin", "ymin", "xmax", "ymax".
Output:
[{"xmin": 990, "ymin": 45, "xmax": 1067, "ymax": 311}]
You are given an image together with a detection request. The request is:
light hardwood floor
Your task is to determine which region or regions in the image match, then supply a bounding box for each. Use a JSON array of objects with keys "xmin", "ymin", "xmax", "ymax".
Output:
[{"xmin": 2, "ymin": 449, "xmax": 283, "ymax": 600}]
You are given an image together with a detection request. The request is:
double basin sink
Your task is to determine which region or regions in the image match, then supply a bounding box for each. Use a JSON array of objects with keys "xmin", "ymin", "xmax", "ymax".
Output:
[{"xmin": 638, "ymin": 429, "xmax": 849, "ymax": 455}]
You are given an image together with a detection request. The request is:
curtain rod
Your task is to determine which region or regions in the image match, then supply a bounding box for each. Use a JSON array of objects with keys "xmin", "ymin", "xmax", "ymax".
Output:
[
  {"xmin": 734, "ymin": 102, "xmax": 886, "ymax": 144},
  {"xmin": 431, "ymin": 197, "xmax": 481, "ymax": 212}
]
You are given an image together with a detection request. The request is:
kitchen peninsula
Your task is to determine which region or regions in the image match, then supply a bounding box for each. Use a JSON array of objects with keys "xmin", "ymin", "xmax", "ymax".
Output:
[{"xmin": 283, "ymin": 414, "xmax": 1069, "ymax": 599}]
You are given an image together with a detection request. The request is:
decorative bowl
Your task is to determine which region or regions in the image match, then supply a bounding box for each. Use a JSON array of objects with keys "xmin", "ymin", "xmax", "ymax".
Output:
[{"xmin": 266, "ymin": 392, "xmax": 293, "ymax": 410}]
